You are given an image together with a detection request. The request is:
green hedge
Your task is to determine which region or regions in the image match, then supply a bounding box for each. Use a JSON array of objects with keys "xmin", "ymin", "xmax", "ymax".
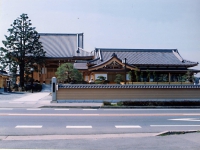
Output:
[{"xmin": 122, "ymin": 101, "xmax": 200, "ymax": 106}]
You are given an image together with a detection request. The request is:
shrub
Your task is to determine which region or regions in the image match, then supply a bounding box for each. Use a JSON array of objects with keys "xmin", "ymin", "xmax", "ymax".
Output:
[
  {"xmin": 117, "ymin": 101, "xmax": 123, "ymax": 106},
  {"xmin": 103, "ymin": 101, "xmax": 111, "ymax": 106},
  {"xmin": 120, "ymin": 101, "xmax": 200, "ymax": 106},
  {"xmin": 95, "ymin": 80, "xmax": 102, "ymax": 84},
  {"xmin": 103, "ymin": 80, "xmax": 110, "ymax": 84},
  {"xmin": 114, "ymin": 74, "xmax": 123, "ymax": 84}
]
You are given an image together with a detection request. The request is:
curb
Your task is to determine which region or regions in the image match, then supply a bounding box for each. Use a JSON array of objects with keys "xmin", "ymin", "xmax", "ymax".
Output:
[
  {"xmin": 40, "ymin": 106, "xmax": 102, "ymax": 109},
  {"xmin": 156, "ymin": 130, "xmax": 199, "ymax": 136},
  {"xmin": 40, "ymin": 106, "xmax": 200, "ymax": 109}
]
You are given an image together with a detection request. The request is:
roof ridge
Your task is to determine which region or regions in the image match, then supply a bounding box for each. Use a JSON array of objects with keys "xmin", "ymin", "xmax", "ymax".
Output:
[
  {"xmin": 39, "ymin": 33, "xmax": 83, "ymax": 35},
  {"xmin": 95, "ymin": 48, "xmax": 176, "ymax": 52}
]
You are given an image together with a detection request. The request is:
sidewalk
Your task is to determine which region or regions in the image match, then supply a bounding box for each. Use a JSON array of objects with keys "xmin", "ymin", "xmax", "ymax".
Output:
[
  {"xmin": 0, "ymin": 84, "xmax": 102, "ymax": 108},
  {"xmin": 0, "ymin": 86, "xmax": 102, "ymax": 108}
]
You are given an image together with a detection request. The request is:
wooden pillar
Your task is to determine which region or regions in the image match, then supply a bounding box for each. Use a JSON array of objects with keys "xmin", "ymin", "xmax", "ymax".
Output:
[{"xmin": 169, "ymin": 73, "xmax": 171, "ymax": 84}]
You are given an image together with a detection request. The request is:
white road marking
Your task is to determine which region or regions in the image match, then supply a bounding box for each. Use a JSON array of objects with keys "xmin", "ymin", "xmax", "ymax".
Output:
[
  {"xmin": 151, "ymin": 125, "xmax": 200, "ymax": 127},
  {"xmin": 115, "ymin": 125, "xmax": 141, "ymax": 128},
  {"xmin": 54, "ymin": 109, "xmax": 69, "ymax": 110},
  {"xmin": 66, "ymin": 126, "xmax": 92, "ymax": 129},
  {"xmin": 83, "ymin": 109, "xmax": 97, "ymax": 110},
  {"xmin": 15, "ymin": 125, "xmax": 42, "ymax": 128},
  {"xmin": 26, "ymin": 109, "xmax": 41, "ymax": 110},
  {"xmin": 169, "ymin": 118, "xmax": 200, "ymax": 121},
  {"xmin": 0, "ymin": 108, "xmax": 13, "ymax": 110}
]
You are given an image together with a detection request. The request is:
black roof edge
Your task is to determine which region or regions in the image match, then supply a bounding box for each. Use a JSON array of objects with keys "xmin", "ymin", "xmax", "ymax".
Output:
[
  {"xmin": 146, "ymin": 64, "xmax": 196, "ymax": 67},
  {"xmin": 88, "ymin": 57, "xmax": 100, "ymax": 63},
  {"xmin": 74, "ymin": 60, "xmax": 88, "ymax": 63}
]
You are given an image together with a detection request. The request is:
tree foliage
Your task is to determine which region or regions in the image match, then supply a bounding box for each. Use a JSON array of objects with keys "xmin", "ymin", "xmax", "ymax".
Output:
[
  {"xmin": 0, "ymin": 13, "xmax": 46, "ymax": 87},
  {"xmin": 114, "ymin": 74, "xmax": 123, "ymax": 84},
  {"xmin": 134, "ymin": 70, "xmax": 139, "ymax": 82},
  {"xmin": 55, "ymin": 63, "xmax": 83, "ymax": 83},
  {"xmin": 95, "ymin": 76, "xmax": 108, "ymax": 84},
  {"xmin": 128, "ymin": 71, "xmax": 133, "ymax": 82},
  {"xmin": 158, "ymin": 74, "xmax": 168, "ymax": 82}
]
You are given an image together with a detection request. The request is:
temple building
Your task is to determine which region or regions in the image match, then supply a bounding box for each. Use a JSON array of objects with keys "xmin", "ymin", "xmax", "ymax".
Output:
[
  {"xmin": 33, "ymin": 33, "xmax": 199, "ymax": 84},
  {"xmin": 85, "ymin": 48, "xmax": 199, "ymax": 84},
  {"xmin": 36, "ymin": 33, "xmax": 93, "ymax": 83}
]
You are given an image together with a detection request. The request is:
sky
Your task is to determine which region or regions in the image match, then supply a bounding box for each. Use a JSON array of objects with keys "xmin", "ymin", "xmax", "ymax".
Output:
[{"xmin": 0, "ymin": 0, "xmax": 200, "ymax": 72}]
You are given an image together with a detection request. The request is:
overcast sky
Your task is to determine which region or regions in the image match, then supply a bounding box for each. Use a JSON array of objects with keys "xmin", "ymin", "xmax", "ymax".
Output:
[{"xmin": 0, "ymin": 0, "xmax": 200, "ymax": 71}]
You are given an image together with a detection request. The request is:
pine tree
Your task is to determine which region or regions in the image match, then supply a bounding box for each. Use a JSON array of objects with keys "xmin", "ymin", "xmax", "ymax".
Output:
[
  {"xmin": 0, "ymin": 14, "xmax": 46, "ymax": 88},
  {"xmin": 55, "ymin": 63, "xmax": 83, "ymax": 83}
]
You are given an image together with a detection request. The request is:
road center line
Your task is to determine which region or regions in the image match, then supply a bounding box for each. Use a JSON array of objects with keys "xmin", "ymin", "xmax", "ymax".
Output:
[
  {"xmin": 183, "ymin": 114, "xmax": 200, "ymax": 116},
  {"xmin": 66, "ymin": 126, "xmax": 92, "ymax": 129},
  {"xmin": 15, "ymin": 125, "xmax": 42, "ymax": 128},
  {"xmin": 151, "ymin": 125, "xmax": 200, "ymax": 127},
  {"xmin": 115, "ymin": 125, "xmax": 141, "ymax": 128},
  {"xmin": 7, "ymin": 114, "xmax": 100, "ymax": 116},
  {"xmin": 1, "ymin": 113, "xmax": 198, "ymax": 117}
]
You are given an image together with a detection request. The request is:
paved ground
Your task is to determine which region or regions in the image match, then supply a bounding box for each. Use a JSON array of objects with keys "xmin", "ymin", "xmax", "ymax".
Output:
[
  {"xmin": 0, "ymin": 131, "xmax": 200, "ymax": 149},
  {"xmin": 0, "ymin": 84, "xmax": 102, "ymax": 108}
]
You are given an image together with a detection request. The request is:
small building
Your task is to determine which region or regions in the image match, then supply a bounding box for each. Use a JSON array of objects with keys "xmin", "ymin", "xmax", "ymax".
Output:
[{"xmin": 0, "ymin": 70, "xmax": 10, "ymax": 88}]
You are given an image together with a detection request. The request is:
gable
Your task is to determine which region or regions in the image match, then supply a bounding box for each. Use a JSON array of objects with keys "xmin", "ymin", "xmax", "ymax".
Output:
[{"xmin": 88, "ymin": 55, "xmax": 139, "ymax": 71}]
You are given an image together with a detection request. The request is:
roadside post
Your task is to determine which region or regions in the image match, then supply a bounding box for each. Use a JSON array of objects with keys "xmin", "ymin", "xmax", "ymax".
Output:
[{"xmin": 51, "ymin": 77, "xmax": 57, "ymax": 103}]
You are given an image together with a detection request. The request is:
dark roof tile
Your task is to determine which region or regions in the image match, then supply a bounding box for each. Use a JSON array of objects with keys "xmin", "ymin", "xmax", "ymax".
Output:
[{"xmin": 92, "ymin": 48, "xmax": 197, "ymax": 67}]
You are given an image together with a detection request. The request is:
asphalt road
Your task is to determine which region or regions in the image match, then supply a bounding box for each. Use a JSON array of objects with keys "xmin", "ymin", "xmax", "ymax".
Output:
[
  {"xmin": 0, "ymin": 108, "xmax": 200, "ymax": 136},
  {"xmin": 0, "ymin": 108, "xmax": 200, "ymax": 149}
]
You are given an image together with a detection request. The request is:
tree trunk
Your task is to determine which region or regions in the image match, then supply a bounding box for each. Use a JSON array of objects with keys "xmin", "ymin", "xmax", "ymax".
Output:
[{"xmin": 19, "ymin": 62, "xmax": 25, "ymax": 88}]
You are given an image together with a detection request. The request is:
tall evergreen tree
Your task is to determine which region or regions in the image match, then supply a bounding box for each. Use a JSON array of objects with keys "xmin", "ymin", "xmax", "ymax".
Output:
[{"xmin": 0, "ymin": 13, "xmax": 46, "ymax": 88}]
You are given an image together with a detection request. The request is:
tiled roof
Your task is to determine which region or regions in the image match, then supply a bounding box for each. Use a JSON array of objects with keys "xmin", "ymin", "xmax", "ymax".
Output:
[
  {"xmin": 39, "ymin": 33, "xmax": 92, "ymax": 58},
  {"xmin": 59, "ymin": 84, "xmax": 200, "ymax": 89},
  {"xmin": 92, "ymin": 48, "xmax": 198, "ymax": 67}
]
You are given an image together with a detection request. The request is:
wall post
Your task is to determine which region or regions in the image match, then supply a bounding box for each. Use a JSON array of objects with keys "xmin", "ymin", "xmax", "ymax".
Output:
[{"xmin": 51, "ymin": 77, "xmax": 57, "ymax": 103}]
